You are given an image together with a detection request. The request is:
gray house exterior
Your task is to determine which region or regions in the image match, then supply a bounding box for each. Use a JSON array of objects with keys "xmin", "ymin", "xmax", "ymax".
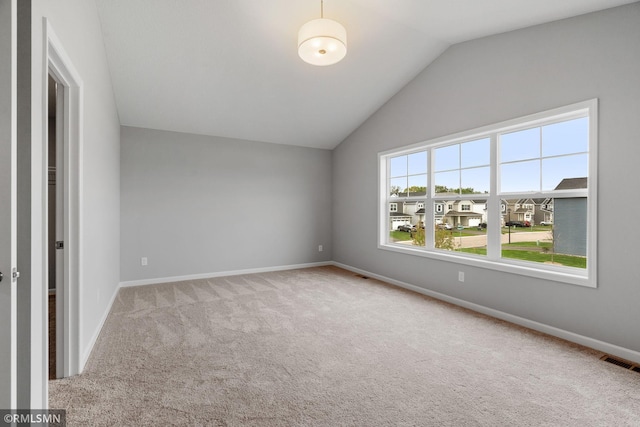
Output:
[{"xmin": 553, "ymin": 178, "xmax": 587, "ymax": 257}]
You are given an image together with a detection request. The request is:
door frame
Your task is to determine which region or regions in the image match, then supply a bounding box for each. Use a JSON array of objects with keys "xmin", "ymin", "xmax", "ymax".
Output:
[
  {"xmin": 53, "ymin": 75, "xmax": 64, "ymax": 379},
  {"xmin": 0, "ymin": 0, "xmax": 18, "ymax": 409},
  {"xmin": 43, "ymin": 18, "xmax": 83, "ymax": 379}
]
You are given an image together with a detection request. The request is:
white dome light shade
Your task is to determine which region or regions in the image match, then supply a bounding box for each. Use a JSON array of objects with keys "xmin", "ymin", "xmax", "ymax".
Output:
[{"xmin": 298, "ymin": 18, "xmax": 347, "ymax": 66}]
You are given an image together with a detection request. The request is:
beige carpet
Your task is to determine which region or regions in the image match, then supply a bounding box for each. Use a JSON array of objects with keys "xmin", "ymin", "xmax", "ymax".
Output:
[{"xmin": 49, "ymin": 266, "xmax": 640, "ymax": 426}]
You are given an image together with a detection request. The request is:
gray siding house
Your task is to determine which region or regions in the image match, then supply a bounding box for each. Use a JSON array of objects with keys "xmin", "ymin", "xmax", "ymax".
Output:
[{"xmin": 553, "ymin": 178, "xmax": 587, "ymax": 257}]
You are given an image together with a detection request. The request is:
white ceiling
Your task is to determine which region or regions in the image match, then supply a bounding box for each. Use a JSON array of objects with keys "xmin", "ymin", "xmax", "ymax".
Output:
[{"xmin": 95, "ymin": 0, "xmax": 636, "ymax": 149}]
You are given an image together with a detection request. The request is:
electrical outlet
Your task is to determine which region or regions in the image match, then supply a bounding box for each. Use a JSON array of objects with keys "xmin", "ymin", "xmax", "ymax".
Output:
[
  {"xmin": 458, "ymin": 271, "xmax": 465, "ymax": 282},
  {"xmin": 318, "ymin": 245, "xmax": 323, "ymax": 252},
  {"xmin": 141, "ymin": 257, "xmax": 148, "ymax": 266}
]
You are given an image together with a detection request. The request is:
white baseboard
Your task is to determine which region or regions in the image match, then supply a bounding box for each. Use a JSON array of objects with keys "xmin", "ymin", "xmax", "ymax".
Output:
[
  {"xmin": 119, "ymin": 261, "xmax": 333, "ymax": 288},
  {"xmin": 332, "ymin": 262, "xmax": 640, "ymax": 365}
]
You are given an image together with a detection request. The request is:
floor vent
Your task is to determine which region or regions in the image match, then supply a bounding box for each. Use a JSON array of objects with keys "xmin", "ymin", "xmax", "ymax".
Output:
[
  {"xmin": 600, "ymin": 355, "xmax": 640, "ymax": 373},
  {"xmin": 355, "ymin": 274, "xmax": 369, "ymax": 280}
]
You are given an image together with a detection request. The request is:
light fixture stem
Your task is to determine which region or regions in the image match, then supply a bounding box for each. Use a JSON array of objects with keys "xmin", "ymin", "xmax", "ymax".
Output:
[{"xmin": 320, "ymin": 0, "xmax": 324, "ymax": 18}]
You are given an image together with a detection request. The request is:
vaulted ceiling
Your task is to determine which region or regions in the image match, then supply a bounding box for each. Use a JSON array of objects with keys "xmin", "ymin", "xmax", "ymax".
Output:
[{"xmin": 95, "ymin": 0, "xmax": 636, "ymax": 149}]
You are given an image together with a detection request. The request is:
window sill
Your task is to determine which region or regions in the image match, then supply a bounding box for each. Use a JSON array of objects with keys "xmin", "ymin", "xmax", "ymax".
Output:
[{"xmin": 379, "ymin": 242, "xmax": 595, "ymax": 288}]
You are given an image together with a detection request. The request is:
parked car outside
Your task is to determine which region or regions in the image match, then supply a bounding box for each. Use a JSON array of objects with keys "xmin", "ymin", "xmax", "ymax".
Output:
[
  {"xmin": 436, "ymin": 223, "xmax": 453, "ymax": 230},
  {"xmin": 505, "ymin": 221, "xmax": 525, "ymax": 227},
  {"xmin": 540, "ymin": 221, "xmax": 553, "ymax": 226},
  {"xmin": 397, "ymin": 224, "xmax": 416, "ymax": 232}
]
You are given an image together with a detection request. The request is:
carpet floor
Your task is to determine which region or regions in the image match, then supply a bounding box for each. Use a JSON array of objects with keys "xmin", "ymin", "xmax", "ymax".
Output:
[{"xmin": 49, "ymin": 266, "xmax": 640, "ymax": 426}]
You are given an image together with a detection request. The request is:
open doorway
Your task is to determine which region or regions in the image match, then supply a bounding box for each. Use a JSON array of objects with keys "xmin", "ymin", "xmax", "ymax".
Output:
[
  {"xmin": 47, "ymin": 73, "xmax": 65, "ymax": 380},
  {"xmin": 45, "ymin": 18, "xmax": 83, "ymax": 386}
]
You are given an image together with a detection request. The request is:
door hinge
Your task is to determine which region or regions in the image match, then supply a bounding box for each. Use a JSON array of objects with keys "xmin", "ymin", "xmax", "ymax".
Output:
[
  {"xmin": 12, "ymin": 268, "xmax": 20, "ymax": 282},
  {"xmin": 56, "ymin": 241, "xmax": 64, "ymax": 249}
]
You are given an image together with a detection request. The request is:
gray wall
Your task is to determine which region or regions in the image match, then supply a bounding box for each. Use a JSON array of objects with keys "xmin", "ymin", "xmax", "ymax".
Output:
[
  {"xmin": 333, "ymin": 4, "xmax": 640, "ymax": 353},
  {"xmin": 120, "ymin": 127, "xmax": 332, "ymax": 282}
]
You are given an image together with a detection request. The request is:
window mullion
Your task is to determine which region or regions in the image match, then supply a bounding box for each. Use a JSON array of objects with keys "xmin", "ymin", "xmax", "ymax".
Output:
[
  {"xmin": 382, "ymin": 154, "xmax": 391, "ymax": 245},
  {"xmin": 487, "ymin": 133, "xmax": 501, "ymax": 259},
  {"xmin": 539, "ymin": 128, "xmax": 543, "ymax": 192},
  {"xmin": 425, "ymin": 147, "xmax": 435, "ymax": 249}
]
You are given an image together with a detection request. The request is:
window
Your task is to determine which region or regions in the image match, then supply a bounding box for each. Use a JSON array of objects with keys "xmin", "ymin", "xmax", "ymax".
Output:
[
  {"xmin": 379, "ymin": 100, "xmax": 597, "ymax": 288},
  {"xmin": 389, "ymin": 151, "xmax": 427, "ymax": 197},
  {"xmin": 390, "ymin": 203, "xmax": 398, "ymax": 212}
]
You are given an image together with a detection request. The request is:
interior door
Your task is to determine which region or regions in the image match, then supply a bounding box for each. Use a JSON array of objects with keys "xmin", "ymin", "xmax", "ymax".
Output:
[{"xmin": 0, "ymin": 0, "xmax": 18, "ymax": 409}]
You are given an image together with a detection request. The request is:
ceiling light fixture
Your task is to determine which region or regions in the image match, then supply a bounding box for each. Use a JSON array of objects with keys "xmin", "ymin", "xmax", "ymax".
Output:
[{"xmin": 298, "ymin": 0, "xmax": 347, "ymax": 66}]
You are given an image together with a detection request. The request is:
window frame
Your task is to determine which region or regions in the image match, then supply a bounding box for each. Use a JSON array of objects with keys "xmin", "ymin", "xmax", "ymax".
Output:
[{"xmin": 378, "ymin": 99, "xmax": 598, "ymax": 288}]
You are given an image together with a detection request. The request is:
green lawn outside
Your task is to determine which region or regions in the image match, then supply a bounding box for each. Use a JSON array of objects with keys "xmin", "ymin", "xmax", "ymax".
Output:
[
  {"xmin": 501, "ymin": 249, "xmax": 586, "ymax": 268},
  {"xmin": 458, "ymin": 244, "xmax": 586, "ymax": 269},
  {"xmin": 391, "ymin": 224, "xmax": 553, "ymax": 237},
  {"xmin": 389, "ymin": 230, "xmax": 412, "ymax": 242},
  {"xmin": 506, "ymin": 241, "xmax": 552, "ymax": 249},
  {"xmin": 441, "ymin": 225, "xmax": 552, "ymax": 236},
  {"xmin": 390, "ymin": 230, "xmax": 585, "ymax": 269},
  {"xmin": 439, "ymin": 229, "xmax": 485, "ymax": 237},
  {"xmin": 501, "ymin": 225, "xmax": 552, "ymax": 234}
]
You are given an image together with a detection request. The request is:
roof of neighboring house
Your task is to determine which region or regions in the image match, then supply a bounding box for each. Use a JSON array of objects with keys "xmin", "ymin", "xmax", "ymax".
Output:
[
  {"xmin": 396, "ymin": 191, "xmax": 427, "ymax": 198},
  {"xmin": 503, "ymin": 199, "xmax": 540, "ymax": 208},
  {"xmin": 390, "ymin": 212, "xmax": 411, "ymax": 218},
  {"xmin": 554, "ymin": 177, "xmax": 587, "ymax": 190},
  {"xmin": 415, "ymin": 208, "xmax": 425, "ymax": 214},
  {"xmin": 515, "ymin": 198, "xmax": 537, "ymax": 206},
  {"xmin": 445, "ymin": 210, "xmax": 482, "ymax": 217}
]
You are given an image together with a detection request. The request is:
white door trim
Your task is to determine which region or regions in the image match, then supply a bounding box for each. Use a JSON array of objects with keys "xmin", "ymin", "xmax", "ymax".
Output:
[
  {"xmin": 43, "ymin": 18, "xmax": 83, "ymax": 378},
  {"xmin": 0, "ymin": 0, "xmax": 18, "ymax": 409}
]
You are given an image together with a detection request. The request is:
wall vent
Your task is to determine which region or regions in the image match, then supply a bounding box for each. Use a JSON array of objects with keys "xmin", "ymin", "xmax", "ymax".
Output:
[{"xmin": 600, "ymin": 355, "xmax": 640, "ymax": 373}]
